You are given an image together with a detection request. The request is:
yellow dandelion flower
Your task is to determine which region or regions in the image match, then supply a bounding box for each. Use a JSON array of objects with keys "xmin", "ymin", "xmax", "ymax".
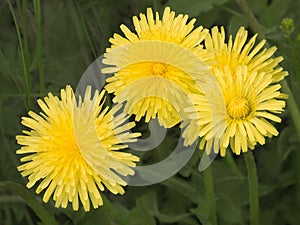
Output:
[
  {"xmin": 205, "ymin": 26, "xmax": 288, "ymax": 82},
  {"xmin": 16, "ymin": 85, "xmax": 140, "ymax": 211},
  {"xmin": 102, "ymin": 7, "xmax": 212, "ymax": 128},
  {"xmin": 184, "ymin": 27, "xmax": 288, "ymax": 156}
]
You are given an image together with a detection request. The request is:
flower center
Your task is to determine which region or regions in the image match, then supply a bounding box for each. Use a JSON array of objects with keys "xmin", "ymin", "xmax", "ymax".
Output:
[
  {"xmin": 227, "ymin": 97, "xmax": 250, "ymax": 119},
  {"xmin": 152, "ymin": 63, "xmax": 167, "ymax": 76}
]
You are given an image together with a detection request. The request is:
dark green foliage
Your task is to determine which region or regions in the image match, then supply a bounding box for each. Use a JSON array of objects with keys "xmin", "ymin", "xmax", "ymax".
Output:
[{"xmin": 0, "ymin": 0, "xmax": 300, "ymax": 224}]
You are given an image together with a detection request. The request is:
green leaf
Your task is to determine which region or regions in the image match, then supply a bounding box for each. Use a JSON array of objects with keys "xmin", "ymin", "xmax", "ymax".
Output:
[
  {"xmin": 78, "ymin": 196, "xmax": 128, "ymax": 225},
  {"xmin": 167, "ymin": 0, "xmax": 215, "ymax": 17},
  {"xmin": 136, "ymin": 191, "xmax": 159, "ymax": 213},
  {"xmin": 0, "ymin": 181, "xmax": 58, "ymax": 225},
  {"xmin": 11, "ymin": 203, "xmax": 26, "ymax": 223},
  {"xmin": 127, "ymin": 198, "xmax": 156, "ymax": 225},
  {"xmin": 161, "ymin": 177, "xmax": 198, "ymax": 203},
  {"xmin": 268, "ymin": 0, "xmax": 293, "ymax": 24},
  {"xmin": 277, "ymin": 127, "xmax": 295, "ymax": 162},
  {"xmin": 228, "ymin": 14, "xmax": 248, "ymax": 35},
  {"xmin": 212, "ymin": 0, "xmax": 231, "ymax": 5},
  {"xmin": 190, "ymin": 202, "xmax": 211, "ymax": 225},
  {"xmin": 137, "ymin": 191, "xmax": 192, "ymax": 223},
  {"xmin": 216, "ymin": 194, "xmax": 244, "ymax": 224},
  {"xmin": 0, "ymin": 105, "xmax": 20, "ymax": 135},
  {"xmin": 167, "ymin": 0, "xmax": 232, "ymax": 18}
]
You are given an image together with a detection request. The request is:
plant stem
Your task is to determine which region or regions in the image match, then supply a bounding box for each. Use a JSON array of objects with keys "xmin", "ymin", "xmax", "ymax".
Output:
[
  {"xmin": 162, "ymin": 177, "xmax": 198, "ymax": 204},
  {"xmin": 74, "ymin": 0, "xmax": 98, "ymax": 60},
  {"xmin": 283, "ymin": 80, "xmax": 300, "ymax": 212},
  {"xmin": 203, "ymin": 166, "xmax": 218, "ymax": 225},
  {"xmin": 236, "ymin": 0, "xmax": 263, "ymax": 39},
  {"xmin": 236, "ymin": 0, "xmax": 300, "ymax": 219},
  {"xmin": 0, "ymin": 181, "xmax": 58, "ymax": 225},
  {"xmin": 225, "ymin": 152, "xmax": 244, "ymax": 179},
  {"xmin": 296, "ymin": 150, "xmax": 300, "ymax": 212},
  {"xmin": 281, "ymin": 80, "xmax": 300, "ymax": 139},
  {"xmin": 8, "ymin": 0, "xmax": 33, "ymax": 109},
  {"xmin": 244, "ymin": 151, "xmax": 259, "ymax": 225},
  {"xmin": 33, "ymin": 0, "xmax": 45, "ymax": 93}
]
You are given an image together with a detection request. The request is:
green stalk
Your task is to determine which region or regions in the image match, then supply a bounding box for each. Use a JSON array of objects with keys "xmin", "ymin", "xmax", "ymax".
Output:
[
  {"xmin": 162, "ymin": 177, "xmax": 198, "ymax": 204},
  {"xmin": 33, "ymin": 0, "xmax": 45, "ymax": 93},
  {"xmin": 0, "ymin": 50, "xmax": 24, "ymax": 99},
  {"xmin": 282, "ymin": 80, "xmax": 300, "ymax": 211},
  {"xmin": 203, "ymin": 166, "xmax": 218, "ymax": 225},
  {"xmin": 281, "ymin": 80, "xmax": 300, "ymax": 139},
  {"xmin": 236, "ymin": 0, "xmax": 300, "ymax": 222},
  {"xmin": 8, "ymin": 0, "xmax": 33, "ymax": 109},
  {"xmin": 19, "ymin": 0, "xmax": 31, "ymax": 67},
  {"xmin": 244, "ymin": 151, "xmax": 259, "ymax": 225},
  {"xmin": 0, "ymin": 181, "xmax": 58, "ymax": 225},
  {"xmin": 74, "ymin": 0, "xmax": 98, "ymax": 60},
  {"xmin": 225, "ymin": 152, "xmax": 244, "ymax": 179},
  {"xmin": 297, "ymin": 150, "xmax": 300, "ymax": 211},
  {"xmin": 236, "ymin": 0, "xmax": 263, "ymax": 39}
]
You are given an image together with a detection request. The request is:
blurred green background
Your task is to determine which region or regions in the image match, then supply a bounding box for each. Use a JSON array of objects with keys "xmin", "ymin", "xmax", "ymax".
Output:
[{"xmin": 0, "ymin": 0, "xmax": 300, "ymax": 224}]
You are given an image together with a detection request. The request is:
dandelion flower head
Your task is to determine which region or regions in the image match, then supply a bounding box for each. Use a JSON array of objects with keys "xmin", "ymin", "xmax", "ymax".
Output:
[
  {"xmin": 16, "ymin": 85, "xmax": 140, "ymax": 211},
  {"xmin": 102, "ymin": 7, "xmax": 213, "ymax": 128},
  {"xmin": 184, "ymin": 27, "xmax": 288, "ymax": 156}
]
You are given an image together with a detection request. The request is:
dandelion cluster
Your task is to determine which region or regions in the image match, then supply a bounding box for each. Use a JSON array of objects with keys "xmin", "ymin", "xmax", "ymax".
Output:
[
  {"xmin": 103, "ymin": 7, "xmax": 287, "ymax": 156},
  {"xmin": 183, "ymin": 27, "xmax": 288, "ymax": 156},
  {"xmin": 16, "ymin": 7, "xmax": 288, "ymax": 211}
]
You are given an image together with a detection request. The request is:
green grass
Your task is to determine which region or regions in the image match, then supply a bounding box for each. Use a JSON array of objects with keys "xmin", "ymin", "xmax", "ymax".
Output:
[{"xmin": 0, "ymin": 0, "xmax": 300, "ymax": 224}]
